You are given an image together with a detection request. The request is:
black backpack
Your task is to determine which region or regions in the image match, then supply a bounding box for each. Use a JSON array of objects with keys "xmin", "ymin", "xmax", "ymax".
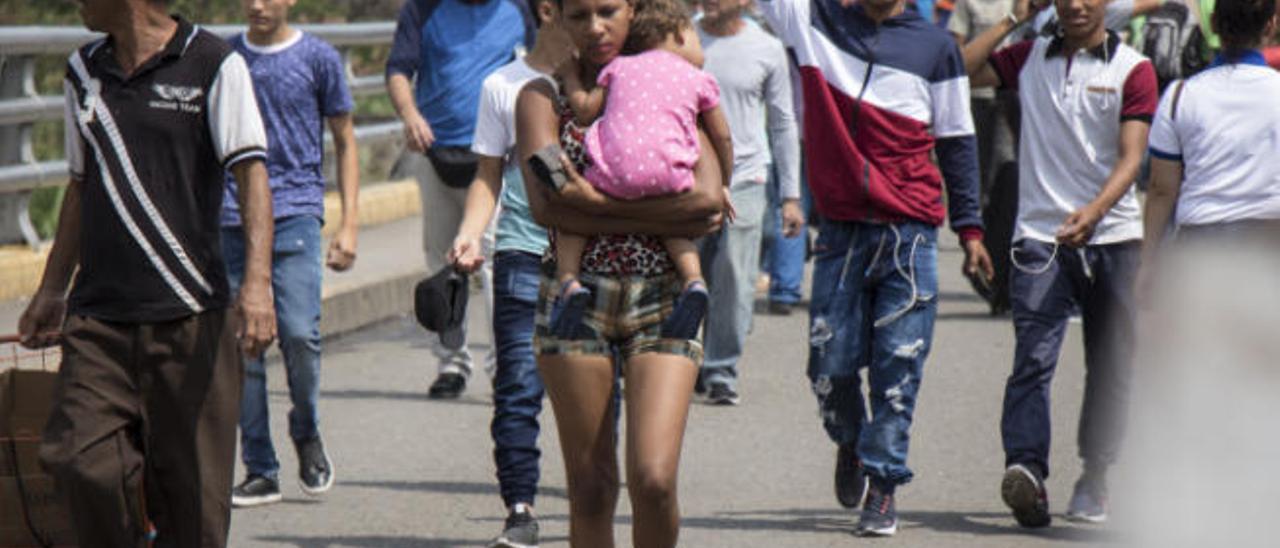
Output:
[{"xmin": 1138, "ymin": 2, "xmax": 1209, "ymax": 91}]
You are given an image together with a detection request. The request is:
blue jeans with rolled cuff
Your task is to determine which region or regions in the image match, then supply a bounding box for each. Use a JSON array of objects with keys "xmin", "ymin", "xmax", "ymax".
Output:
[{"xmin": 490, "ymin": 250, "xmax": 547, "ymax": 507}]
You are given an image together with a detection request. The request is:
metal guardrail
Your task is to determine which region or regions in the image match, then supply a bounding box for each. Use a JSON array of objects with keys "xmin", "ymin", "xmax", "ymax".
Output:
[{"xmin": 0, "ymin": 22, "xmax": 402, "ymax": 246}]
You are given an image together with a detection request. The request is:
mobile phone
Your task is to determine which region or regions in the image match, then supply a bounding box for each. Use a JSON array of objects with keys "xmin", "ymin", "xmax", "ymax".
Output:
[{"xmin": 528, "ymin": 144, "xmax": 568, "ymax": 192}]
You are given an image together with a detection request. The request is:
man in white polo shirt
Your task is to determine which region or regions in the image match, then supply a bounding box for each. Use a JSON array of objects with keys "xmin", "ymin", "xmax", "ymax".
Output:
[{"xmin": 963, "ymin": 0, "xmax": 1158, "ymax": 528}]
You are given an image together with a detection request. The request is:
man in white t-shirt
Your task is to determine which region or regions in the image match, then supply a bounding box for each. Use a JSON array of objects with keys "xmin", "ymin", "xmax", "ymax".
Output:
[
  {"xmin": 964, "ymin": 0, "xmax": 1158, "ymax": 528},
  {"xmin": 446, "ymin": 0, "xmax": 572, "ymax": 545}
]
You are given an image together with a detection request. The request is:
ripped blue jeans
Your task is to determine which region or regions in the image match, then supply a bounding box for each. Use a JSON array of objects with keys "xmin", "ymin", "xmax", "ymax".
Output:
[{"xmin": 807, "ymin": 220, "xmax": 938, "ymax": 486}]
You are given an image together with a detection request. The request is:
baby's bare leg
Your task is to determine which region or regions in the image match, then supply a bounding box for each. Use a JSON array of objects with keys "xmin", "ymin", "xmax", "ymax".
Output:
[{"xmin": 662, "ymin": 237, "xmax": 704, "ymax": 288}]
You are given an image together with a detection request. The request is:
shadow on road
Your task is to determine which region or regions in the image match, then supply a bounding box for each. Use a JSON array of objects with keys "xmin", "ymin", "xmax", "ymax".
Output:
[
  {"xmin": 664, "ymin": 507, "xmax": 1114, "ymax": 543},
  {"xmin": 897, "ymin": 510, "xmax": 1116, "ymax": 542},
  {"xmin": 341, "ymin": 479, "xmax": 568, "ymax": 500},
  {"xmin": 292, "ymin": 388, "xmax": 492, "ymax": 407},
  {"xmin": 254, "ymin": 534, "xmax": 567, "ymax": 547}
]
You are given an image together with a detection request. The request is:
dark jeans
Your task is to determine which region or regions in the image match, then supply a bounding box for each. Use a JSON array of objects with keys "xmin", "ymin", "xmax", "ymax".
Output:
[
  {"xmin": 491, "ymin": 250, "xmax": 546, "ymax": 507},
  {"xmin": 1002, "ymin": 239, "xmax": 1139, "ymax": 477},
  {"xmin": 807, "ymin": 220, "xmax": 938, "ymax": 485}
]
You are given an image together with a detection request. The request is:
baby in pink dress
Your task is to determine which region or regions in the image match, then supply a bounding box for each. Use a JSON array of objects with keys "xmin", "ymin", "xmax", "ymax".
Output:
[{"xmin": 552, "ymin": 9, "xmax": 735, "ymax": 338}]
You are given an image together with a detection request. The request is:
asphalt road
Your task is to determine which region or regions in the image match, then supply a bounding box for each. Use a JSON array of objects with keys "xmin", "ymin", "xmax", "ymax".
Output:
[{"xmin": 228, "ymin": 235, "xmax": 1116, "ymax": 547}]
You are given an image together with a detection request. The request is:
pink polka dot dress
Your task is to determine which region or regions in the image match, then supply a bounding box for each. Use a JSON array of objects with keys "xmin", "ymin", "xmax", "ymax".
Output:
[{"xmin": 583, "ymin": 49, "xmax": 721, "ymax": 200}]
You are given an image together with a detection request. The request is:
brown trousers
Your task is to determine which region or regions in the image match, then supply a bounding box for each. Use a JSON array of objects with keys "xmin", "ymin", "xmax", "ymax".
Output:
[{"xmin": 39, "ymin": 310, "xmax": 242, "ymax": 548}]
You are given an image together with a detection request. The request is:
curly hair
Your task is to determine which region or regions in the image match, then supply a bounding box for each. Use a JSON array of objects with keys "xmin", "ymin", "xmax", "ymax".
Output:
[
  {"xmin": 1212, "ymin": 0, "xmax": 1279, "ymax": 51},
  {"xmin": 624, "ymin": 0, "xmax": 694, "ymax": 53}
]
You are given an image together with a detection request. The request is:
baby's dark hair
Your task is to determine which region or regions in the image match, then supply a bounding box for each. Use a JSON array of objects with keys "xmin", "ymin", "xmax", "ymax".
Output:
[
  {"xmin": 624, "ymin": 0, "xmax": 694, "ymax": 54},
  {"xmin": 1213, "ymin": 0, "xmax": 1279, "ymax": 52}
]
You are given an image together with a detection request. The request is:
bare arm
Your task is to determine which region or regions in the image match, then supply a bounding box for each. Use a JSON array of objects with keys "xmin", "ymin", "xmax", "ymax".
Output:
[
  {"xmin": 231, "ymin": 159, "xmax": 277, "ymax": 356},
  {"xmin": 963, "ymin": 0, "xmax": 1047, "ymax": 86},
  {"xmin": 551, "ymin": 130, "xmax": 727, "ymax": 221},
  {"xmin": 449, "ymin": 155, "xmax": 504, "ymax": 272},
  {"xmin": 1135, "ymin": 157, "xmax": 1182, "ymax": 304},
  {"xmin": 963, "ymin": 15, "xmax": 1022, "ymax": 87},
  {"xmin": 35, "ymin": 180, "xmax": 82, "ymax": 296},
  {"xmin": 563, "ymin": 65, "xmax": 607, "ymax": 127},
  {"xmin": 1140, "ymin": 158, "xmax": 1182, "ymax": 261},
  {"xmin": 1057, "ymin": 120, "xmax": 1150, "ymax": 247},
  {"xmin": 387, "ymin": 73, "xmax": 434, "ymax": 152},
  {"xmin": 326, "ymin": 114, "xmax": 359, "ymax": 271},
  {"xmin": 18, "ymin": 177, "xmax": 82, "ymax": 347}
]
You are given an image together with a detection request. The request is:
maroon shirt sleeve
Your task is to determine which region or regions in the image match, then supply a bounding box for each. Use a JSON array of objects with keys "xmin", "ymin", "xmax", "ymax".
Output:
[
  {"xmin": 1121, "ymin": 60, "xmax": 1158, "ymax": 123},
  {"xmin": 989, "ymin": 40, "xmax": 1035, "ymax": 91}
]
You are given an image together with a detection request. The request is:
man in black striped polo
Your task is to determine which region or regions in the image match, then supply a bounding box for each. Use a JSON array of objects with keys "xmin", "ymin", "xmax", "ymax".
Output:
[{"xmin": 16, "ymin": 0, "xmax": 276, "ymax": 545}]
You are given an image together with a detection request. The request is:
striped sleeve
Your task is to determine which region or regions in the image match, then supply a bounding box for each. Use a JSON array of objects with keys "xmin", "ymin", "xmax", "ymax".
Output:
[
  {"xmin": 930, "ymin": 40, "xmax": 974, "ymax": 138},
  {"xmin": 207, "ymin": 52, "xmax": 268, "ymax": 168}
]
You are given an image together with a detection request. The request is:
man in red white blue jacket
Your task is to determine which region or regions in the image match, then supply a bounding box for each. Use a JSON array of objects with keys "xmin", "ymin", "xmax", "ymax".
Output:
[{"xmin": 761, "ymin": 0, "xmax": 994, "ymax": 536}]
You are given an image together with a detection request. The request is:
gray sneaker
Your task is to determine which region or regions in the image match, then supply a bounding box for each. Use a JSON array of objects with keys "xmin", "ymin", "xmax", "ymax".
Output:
[
  {"xmin": 490, "ymin": 504, "xmax": 538, "ymax": 548},
  {"xmin": 1066, "ymin": 476, "xmax": 1108, "ymax": 523}
]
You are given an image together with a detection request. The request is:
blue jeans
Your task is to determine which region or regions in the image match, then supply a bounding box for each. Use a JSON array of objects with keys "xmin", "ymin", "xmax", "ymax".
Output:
[
  {"xmin": 762, "ymin": 169, "xmax": 811, "ymax": 305},
  {"xmin": 697, "ymin": 182, "xmax": 767, "ymax": 390},
  {"xmin": 1002, "ymin": 239, "xmax": 1138, "ymax": 477},
  {"xmin": 807, "ymin": 220, "xmax": 938, "ymax": 485},
  {"xmin": 491, "ymin": 250, "xmax": 546, "ymax": 507},
  {"xmin": 222, "ymin": 215, "xmax": 323, "ymax": 479}
]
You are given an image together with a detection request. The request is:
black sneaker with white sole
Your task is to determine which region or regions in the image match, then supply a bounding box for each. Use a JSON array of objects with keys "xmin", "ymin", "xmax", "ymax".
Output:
[
  {"xmin": 856, "ymin": 482, "xmax": 898, "ymax": 537},
  {"xmin": 231, "ymin": 474, "xmax": 282, "ymax": 508},
  {"xmin": 1002, "ymin": 463, "xmax": 1051, "ymax": 528},
  {"xmin": 490, "ymin": 503, "xmax": 539, "ymax": 548},
  {"xmin": 295, "ymin": 436, "xmax": 334, "ymax": 496},
  {"xmin": 707, "ymin": 383, "xmax": 740, "ymax": 406},
  {"xmin": 428, "ymin": 372, "xmax": 467, "ymax": 399},
  {"xmin": 835, "ymin": 443, "xmax": 869, "ymax": 509}
]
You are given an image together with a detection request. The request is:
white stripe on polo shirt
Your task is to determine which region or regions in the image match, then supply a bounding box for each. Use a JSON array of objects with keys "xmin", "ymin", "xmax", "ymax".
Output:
[
  {"xmin": 68, "ymin": 53, "xmax": 205, "ymax": 314},
  {"xmin": 1148, "ymin": 52, "xmax": 1280, "ymax": 227},
  {"xmin": 70, "ymin": 51, "xmax": 215, "ymax": 296}
]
